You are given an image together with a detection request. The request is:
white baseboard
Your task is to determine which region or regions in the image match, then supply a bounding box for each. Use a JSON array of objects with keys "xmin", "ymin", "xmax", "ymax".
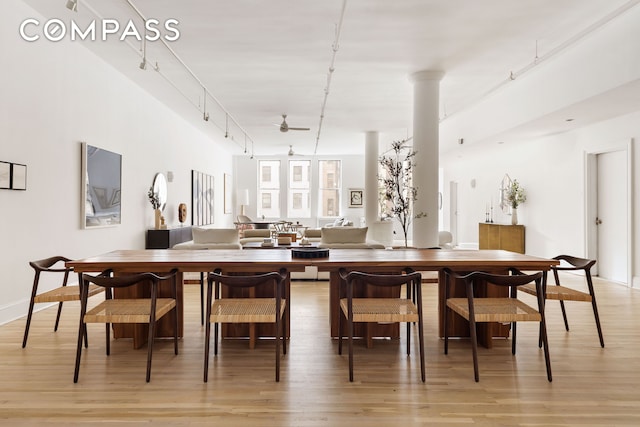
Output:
[{"xmin": 0, "ymin": 299, "xmax": 33, "ymax": 326}]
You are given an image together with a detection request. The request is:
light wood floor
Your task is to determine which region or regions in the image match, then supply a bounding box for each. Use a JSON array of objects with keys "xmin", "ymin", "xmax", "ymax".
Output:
[{"xmin": 1, "ymin": 273, "xmax": 639, "ymax": 426}]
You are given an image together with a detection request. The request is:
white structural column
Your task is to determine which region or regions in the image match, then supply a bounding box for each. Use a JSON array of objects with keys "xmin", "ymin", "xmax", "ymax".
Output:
[
  {"xmin": 364, "ymin": 131, "xmax": 379, "ymax": 226},
  {"xmin": 410, "ymin": 70, "xmax": 444, "ymax": 248}
]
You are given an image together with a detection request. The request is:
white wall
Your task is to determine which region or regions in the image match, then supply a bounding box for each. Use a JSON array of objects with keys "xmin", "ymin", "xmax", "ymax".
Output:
[
  {"xmin": 0, "ymin": 1, "xmax": 234, "ymax": 324},
  {"xmin": 441, "ymin": 110, "xmax": 639, "ymax": 284}
]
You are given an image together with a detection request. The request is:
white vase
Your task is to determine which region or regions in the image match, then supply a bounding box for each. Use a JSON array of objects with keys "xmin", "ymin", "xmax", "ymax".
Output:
[{"xmin": 511, "ymin": 208, "xmax": 518, "ymax": 225}]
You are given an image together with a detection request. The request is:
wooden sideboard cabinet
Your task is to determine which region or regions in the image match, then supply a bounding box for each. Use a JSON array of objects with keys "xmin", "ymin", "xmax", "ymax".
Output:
[
  {"xmin": 478, "ymin": 223, "xmax": 525, "ymax": 254},
  {"xmin": 146, "ymin": 226, "xmax": 192, "ymax": 249}
]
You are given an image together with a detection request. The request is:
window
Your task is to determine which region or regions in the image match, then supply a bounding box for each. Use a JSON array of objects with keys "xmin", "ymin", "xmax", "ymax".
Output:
[
  {"xmin": 318, "ymin": 160, "xmax": 341, "ymax": 217},
  {"xmin": 257, "ymin": 160, "xmax": 280, "ymax": 218},
  {"xmin": 288, "ymin": 160, "xmax": 310, "ymax": 217}
]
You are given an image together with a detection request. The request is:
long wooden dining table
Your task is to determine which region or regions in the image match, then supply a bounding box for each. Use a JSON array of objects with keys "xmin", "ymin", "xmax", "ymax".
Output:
[{"xmin": 67, "ymin": 248, "xmax": 558, "ymax": 349}]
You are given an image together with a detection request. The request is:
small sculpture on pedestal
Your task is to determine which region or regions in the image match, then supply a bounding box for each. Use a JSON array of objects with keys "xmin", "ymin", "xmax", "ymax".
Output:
[{"xmin": 178, "ymin": 203, "xmax": 187, "ymax": 225}]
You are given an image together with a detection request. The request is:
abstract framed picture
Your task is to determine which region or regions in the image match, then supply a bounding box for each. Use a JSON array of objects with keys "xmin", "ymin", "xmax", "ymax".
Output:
[
  {"xmin": 81, "ymin": 142, "xmax": 122, "ymax": 228},
  {"xmin": 192, "ymin": 170, "xmax": 214, "ymax": 226},
  {"xmin": 10, "ymin": 163, "xmax": 27, "ymax": 190},
  {"xmin": 0, "ymin": 161, "xmax": 9, "ymax": 189},
  {"xmin": 348, "ymin": 188, "xmax": 364, "ymax": 208}
]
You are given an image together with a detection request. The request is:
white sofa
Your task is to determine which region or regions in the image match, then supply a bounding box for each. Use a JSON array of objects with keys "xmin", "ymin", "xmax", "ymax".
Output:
[
  {"xmin": 172, "ymin": 227, "xmax": 242, "ymax": 250},
  {"xmin": 239, "ymin": 228, "xmax": 272, "ymax": 245}
]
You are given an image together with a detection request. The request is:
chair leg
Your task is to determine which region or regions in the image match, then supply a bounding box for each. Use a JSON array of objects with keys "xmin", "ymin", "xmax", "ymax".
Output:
[
  {"xmin": 214, "ymin": 323, "xmax": 219, "ymax": 355},
  {"xmin": 79, "ymin": 272, "xmax": 89, "ymax": 349},
  {"xmin": 559, "ymin": 300, "xmax": 570, "ymax": 331},
  {"xmin": 173, "ymin": 307, "xmax": 179, "ymax": 355},
  {"xmin": 105, "ymin": 323, "xmax": 111, "ymax": 356},
  {"xmin": 22, "ymin": 297, "xmax": 36, "ymax": 348},
  {"xmin": 275, "ymin": 309, "xmax": 281, "ymax": 382},
  {"xmin": 282, "ymin": 301, "xmax": 288, "ymax": 356},
  {"xmin": 338, "ymin": 305, "xmax": 343, "ymax": 355},
  {"xmin": 200, "ymin": 272, "xmax": 205, "ymax": 326},
  {"xmin": 586, "ymin": 272, "xmax": 605, "ymax": 348},
  {"xmin": 73, "ymin": 321, "xmax": 85, "ymax": 383},
  {"xmin": 511, "ymin": 321, "xmax": 517, "ymax": 355},
  {"xmin": 348, "ymin": 308, "xmax": 354, "ymax": 382},
  {"xmin": 406, "ymin": 319, "xmax": 411, "ymax": 355},
  {"xmin": 54, "ymin": 302, "xmax": 64, "ymax": 332},
  {"xmin": 74, "ymin": 286, "xmax": 88, "ymax": 383},
  {"xmin": 204, "ymin": 319, "xmax": 211, "ymax": 382},
  {"xmin": 22, "ymin": 276, "xmax": 40, "ymax": 348},
  {"xmin": 204, "ymin": 280, "xmax": 213, "ymax": 383},
  {"xmin": 443, "ymin": 306, "xmax": 449, "ymax": 355},
  {"xmin": 418, "ymin": 314, "xmax": 426, "ymax": 383},
  {"xmin": 591, "ymin": 297, "xmax": 605, "ymax": 348},
  {"xmin": 145, "ymin": 284, "xmax": 161, "ymax": 383},
  {"xmin": 469, "ymin": 316, "xmax": 479, "ymax": 382},
  {"xmin": 553, "ymin": 269, "xmax": 570, "ymax": 331},
  {"xmin": 83, "ymin": 324, "xmax": 89, "ymax": 349},
  {"xmin": 146, "ymin": 321, "xmax": 155, "ymax": 383},
  {"xmin": 540, "ymin": 317, "xmax": 553, "ymax": 382}
]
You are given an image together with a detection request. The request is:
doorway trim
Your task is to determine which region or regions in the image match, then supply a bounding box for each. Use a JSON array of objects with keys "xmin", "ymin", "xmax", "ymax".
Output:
[{"xmin": 584, "ymin": 139, "xmax": 634, "ymax": 287}]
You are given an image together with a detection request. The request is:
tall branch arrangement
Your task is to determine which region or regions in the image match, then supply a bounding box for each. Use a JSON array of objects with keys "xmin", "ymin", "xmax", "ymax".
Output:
[{"xmin": 379, "ymin": 139, "xmax": 426, "ymax": 247}]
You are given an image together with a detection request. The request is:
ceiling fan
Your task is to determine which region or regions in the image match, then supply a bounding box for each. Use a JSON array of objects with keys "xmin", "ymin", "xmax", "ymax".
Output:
[{"xmin": 277, "ymin": 114, "xmax": 310, "ymax": 132}]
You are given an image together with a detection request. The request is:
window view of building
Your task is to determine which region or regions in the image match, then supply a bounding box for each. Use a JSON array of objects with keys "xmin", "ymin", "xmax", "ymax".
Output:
[
  {"xmin": 257, "ymin": 160, "xmax": 280, "ymax": 218},
  {"xmin": 318, "ymin": 160, "xmax": 341, "ymax": 217},
  {"xmin": 288, "ymin": 160, "xmax": 311, "ymax": 217}
]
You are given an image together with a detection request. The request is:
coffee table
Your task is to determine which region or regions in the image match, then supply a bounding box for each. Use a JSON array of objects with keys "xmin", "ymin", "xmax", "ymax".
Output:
[{"xmin": 242, "ymin": 241, "xmax": 317, "ymax": 249}]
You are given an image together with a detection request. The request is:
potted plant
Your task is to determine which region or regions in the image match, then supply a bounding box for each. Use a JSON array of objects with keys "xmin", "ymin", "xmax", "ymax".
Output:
[
  {"xmin": 506, "ymin": 179, "xmax": 526, "ymax": 225},
  {"xmin": 148, "ymin": 186, "xmax": 161, "ymax": 229},
  {"xmin": 379, "ymin": 139, "xmax": 426, "ymax": 247}
]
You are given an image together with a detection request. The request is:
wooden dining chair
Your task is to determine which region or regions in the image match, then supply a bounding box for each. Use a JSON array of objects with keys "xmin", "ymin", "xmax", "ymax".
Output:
[
  {"xmin": 519, "ymin": 255, "xmax": 604, "ymax": 347},
  {"xmin": 23, "ymin": 255, "xmax": 103, "ymax": 348},
  {"xmin": 204, "ymin": 269, "xmax": 288, "ymax": 382},
  {"xmin": 443, "ymin": 268, "xmax": 552, "ymax": 382},
  {"xmin": 73, "ymin": 269, "xmax": 179, "ymax": 383},
  {"xmin": 338, "ymin": 268, "xmax": 425, "ymax": 382}
]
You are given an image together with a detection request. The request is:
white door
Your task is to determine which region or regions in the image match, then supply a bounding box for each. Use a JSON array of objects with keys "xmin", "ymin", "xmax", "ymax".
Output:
[
  {"xmin": 596, "ymin": 150, "xmax": 627, "ymax": 283},
  {"xmin": 449, "ymin": 181, "xmax": 458, "ymax": 246}
]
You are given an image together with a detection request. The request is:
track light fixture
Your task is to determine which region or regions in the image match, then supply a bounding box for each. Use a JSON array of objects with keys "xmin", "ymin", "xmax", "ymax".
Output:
[
  {"xmin": 139, "ymin": 28, "xmax": 147, "ymax": 70},
  {"xmin": 66, "ymin": 0, "xmax": 78, "ymax": 12},
  {"xmin": 202, "ymin": 88, "xmax": 209, "ymax": 121}
]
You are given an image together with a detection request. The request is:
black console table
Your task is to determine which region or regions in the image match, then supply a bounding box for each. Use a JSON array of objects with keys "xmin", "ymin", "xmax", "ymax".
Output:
[{"xmin": 146, "ymin": 226, "xmax": 192, "ymax": 249}]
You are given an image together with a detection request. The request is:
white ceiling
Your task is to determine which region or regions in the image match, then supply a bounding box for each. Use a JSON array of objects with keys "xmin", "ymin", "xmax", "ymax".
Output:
[{"xmin": 22, "ymin": 0, "xmax": 639, "ymax": 156}]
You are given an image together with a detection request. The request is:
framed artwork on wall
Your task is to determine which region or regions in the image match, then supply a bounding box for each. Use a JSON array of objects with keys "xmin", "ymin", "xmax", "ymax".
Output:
[
  {"xmin": 0, "ymin": 161, "xmax": 28, "ymax": 191},
  {"xmin": 224, "ymin": 173, "xmax": 232, "ymax": 214},
  {"xmin": 0, "ymin": 162, "xmax": 10, "ymax": 189},
  {"xmin": 81, "ymin": 142, "xmax": 122, "ymax": 228},
  {"xmin": 10, "ymin": 163, "xmax": 27, "ymax": 190},
  {"xmin": 348, "ymin": 188, "xmax": 364, "ymax": 208},
  {"xmin": 192, "ymin": 170, "xmax": 214, "ymax": 226}
]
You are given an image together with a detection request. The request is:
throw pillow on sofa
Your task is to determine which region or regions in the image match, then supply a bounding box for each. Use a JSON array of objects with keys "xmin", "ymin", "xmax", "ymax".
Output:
[
  {"xmin": 321, "ymin": 227, "xmax": 368, "ymax": 244},
  {"xmin": 192, "ymin": 227, "xmax": 239, "ymax": 244}
]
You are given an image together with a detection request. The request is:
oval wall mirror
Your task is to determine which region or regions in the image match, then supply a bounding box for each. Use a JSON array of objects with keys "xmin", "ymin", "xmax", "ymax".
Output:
[{"xmin": 152, "ymin": 173, "xmax": 168, "ymax": 211}]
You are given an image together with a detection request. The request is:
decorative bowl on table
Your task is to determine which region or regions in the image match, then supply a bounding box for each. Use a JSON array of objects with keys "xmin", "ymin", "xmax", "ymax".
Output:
[{"xmin": 291, "ymin": 247, "xmax": 330, "ymax": 259}]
